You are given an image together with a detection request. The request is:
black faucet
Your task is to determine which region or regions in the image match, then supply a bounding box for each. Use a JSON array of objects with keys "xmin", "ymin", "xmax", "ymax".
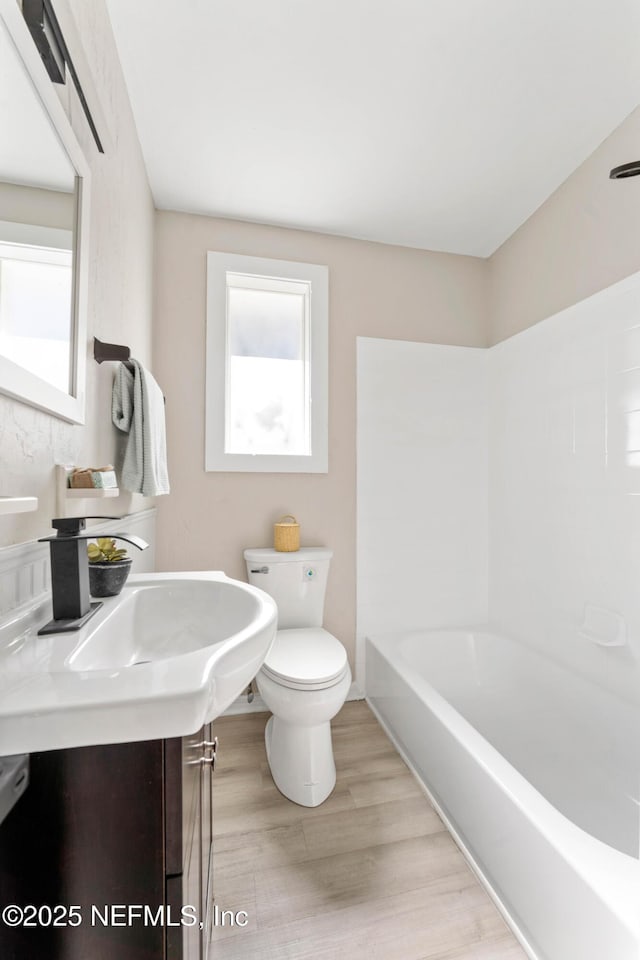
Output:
[{"xmin": 37, "ymin": 517, "xmax": 149, "ymax": 635}]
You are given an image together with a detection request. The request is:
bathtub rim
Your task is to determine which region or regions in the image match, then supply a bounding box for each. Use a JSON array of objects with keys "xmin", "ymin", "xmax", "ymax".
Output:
[{"xmin": 365, "ymin": 628, "xmax": 640, "ymax": 941}]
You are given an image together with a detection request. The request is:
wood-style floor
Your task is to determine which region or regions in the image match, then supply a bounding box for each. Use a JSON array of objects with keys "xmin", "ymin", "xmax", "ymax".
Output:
[{"xmin": 209, "ymin": 701, "xmax": 527, "ymax": 960}]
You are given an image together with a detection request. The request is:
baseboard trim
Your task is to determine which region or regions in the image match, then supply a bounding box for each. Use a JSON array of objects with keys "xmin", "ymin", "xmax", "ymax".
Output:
[{"xmin": 222, "ymin": 680, "xmax": 364, "ymax": 717}]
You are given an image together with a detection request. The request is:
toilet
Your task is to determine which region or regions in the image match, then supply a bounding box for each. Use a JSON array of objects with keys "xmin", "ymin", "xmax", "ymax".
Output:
[{"xmin": 244, "ymin": 547, "xmax": 351, "ymax": 807}]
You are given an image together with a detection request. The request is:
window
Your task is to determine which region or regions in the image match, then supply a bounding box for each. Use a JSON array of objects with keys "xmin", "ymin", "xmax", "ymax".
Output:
[{"xmin": 206, "ymin": 252, "xmax": 328, "ymax": 472}]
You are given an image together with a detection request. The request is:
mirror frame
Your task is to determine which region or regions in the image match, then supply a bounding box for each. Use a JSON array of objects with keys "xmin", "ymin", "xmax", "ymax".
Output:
[{"xmin": 0, "ymin": 0, "xmax": 90, "ymax": 424}]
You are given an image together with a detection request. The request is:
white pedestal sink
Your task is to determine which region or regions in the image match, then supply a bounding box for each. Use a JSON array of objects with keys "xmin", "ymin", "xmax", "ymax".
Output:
[{"xmin": 0, "ymin": 572, "xmax": 277, "ymax": 755}]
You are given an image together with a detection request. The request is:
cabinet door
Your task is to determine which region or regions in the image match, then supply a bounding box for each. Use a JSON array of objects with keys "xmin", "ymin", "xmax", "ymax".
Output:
[
  {"xmin": 182, "ymin": 732, "xmax": 204, "ymax": 960},
  {"xmin": 200, "ymin": 723, "xmax": 215, "ymax": 952},
  {"xmin": 166, "ymin": 727, "xmax": 215, "ymax": 960},
  {"xmin": 0, "ymin": 742, "xmax": 165, "ymax": 960}
]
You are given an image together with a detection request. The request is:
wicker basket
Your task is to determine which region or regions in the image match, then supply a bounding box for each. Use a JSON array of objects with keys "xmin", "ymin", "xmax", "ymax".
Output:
[{"xmin": 273, "ymin": 515, "xmax": 300, "ymax": 552}]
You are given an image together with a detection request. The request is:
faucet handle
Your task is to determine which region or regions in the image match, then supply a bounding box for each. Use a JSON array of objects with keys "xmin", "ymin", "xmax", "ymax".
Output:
[{"xmin": 52, "ymin": 516, "xmax": 122, "ymax": 536}]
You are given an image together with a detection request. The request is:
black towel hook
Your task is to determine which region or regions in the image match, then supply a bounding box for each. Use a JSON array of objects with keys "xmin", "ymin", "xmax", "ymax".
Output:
[{"xmin": 93, "ymin": 337, "xmax": 134, "ymax": 372}]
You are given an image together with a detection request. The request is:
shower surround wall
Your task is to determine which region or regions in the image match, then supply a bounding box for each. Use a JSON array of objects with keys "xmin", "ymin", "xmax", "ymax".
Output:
[
  {"xmin": 489, "ymin": 271, "xmax": 640, "ymax": 702},
  {"xmin": 358, "ymin": 269, "xmax": 640, "ymax": 702},
  {"xmin": 356, "ymin": 338, "xmax": 489, "ymax": 684}
]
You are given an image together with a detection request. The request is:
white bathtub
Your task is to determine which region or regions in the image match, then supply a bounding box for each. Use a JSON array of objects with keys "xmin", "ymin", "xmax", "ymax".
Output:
[{"xmin": 366, "ymin": 629, "xmax": 640, "ymax": 960}]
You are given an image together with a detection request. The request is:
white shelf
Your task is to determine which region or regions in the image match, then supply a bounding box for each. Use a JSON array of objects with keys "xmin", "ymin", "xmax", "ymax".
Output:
[
  {"xmin": 55, "ymin": 465, "xmax": 120, "ymax": 516},
  {"xmin": 0, "ymin": 497, "xmax": 38, "ymax": 515}
]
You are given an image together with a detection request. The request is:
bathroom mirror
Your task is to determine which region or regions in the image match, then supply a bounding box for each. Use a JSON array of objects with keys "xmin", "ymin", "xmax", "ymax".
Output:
[{"xmin": 0, "ymin": 0, "xmax": 90, "ymax": 423}]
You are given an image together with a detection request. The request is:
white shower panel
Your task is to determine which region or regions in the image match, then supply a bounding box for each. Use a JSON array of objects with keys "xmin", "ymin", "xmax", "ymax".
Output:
[
  {"xmin": 488, "ymin": 271, "xmax": 640, "ymax": 701},
  {"xmin": 356, "ymin": 337, "xmax": 488, "ymax": 682}
]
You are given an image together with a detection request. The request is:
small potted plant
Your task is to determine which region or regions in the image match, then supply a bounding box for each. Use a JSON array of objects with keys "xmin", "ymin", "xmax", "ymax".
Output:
[{"xmin": 87, "ymin": 537, "xmax": 132, "ymax": 597}]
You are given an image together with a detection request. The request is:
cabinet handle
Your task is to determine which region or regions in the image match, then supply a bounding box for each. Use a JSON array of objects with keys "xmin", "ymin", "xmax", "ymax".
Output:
[
  {"xmin": 187, "ymin": 738, "xmax": 218, "ymax": 767},
  {"xmin": 187, "ymin": 755, "xmax": 215, "ymax": 766},
  {"xmin": 189, "ymin": 739, "xmax": 218, "ymax": 750}
]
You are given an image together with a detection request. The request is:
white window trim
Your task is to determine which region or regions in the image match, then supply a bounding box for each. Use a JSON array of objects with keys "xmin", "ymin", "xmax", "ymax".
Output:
[
  {"xmin": 205, "ymin": 251, "xmax": 329, "ymax": 473},
  {"xmin": 0, "ymin": 220, "xmax": 73, "ymax": 251},
  {"xmin": 0, "ymin": 240, "xmax": 73, "ymax": 267}
]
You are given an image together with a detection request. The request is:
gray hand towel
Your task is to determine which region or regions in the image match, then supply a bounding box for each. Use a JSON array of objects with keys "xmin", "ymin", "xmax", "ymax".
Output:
[{"xmin": 112, "ymin": 360, "xmax": 170, "ymax": 496}]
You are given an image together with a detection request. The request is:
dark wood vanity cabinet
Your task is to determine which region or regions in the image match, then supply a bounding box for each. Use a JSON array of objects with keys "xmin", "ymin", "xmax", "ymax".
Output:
[
  {"xmin": 167, "ymin": 724, "xmax": 215, "ymax": 960},
  {"xmin": 0, "ymin": 726, "xmax": 216, "ymax": 960}
]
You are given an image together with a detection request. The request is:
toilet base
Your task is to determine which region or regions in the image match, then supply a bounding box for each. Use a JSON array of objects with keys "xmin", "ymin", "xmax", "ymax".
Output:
[{"xmin": 265, "ymin": 715, "xmax": 336, "ymax": 807}]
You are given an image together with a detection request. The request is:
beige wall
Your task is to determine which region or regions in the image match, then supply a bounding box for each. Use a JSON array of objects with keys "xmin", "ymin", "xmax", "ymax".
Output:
[
  {"xmin": 0, "ymin": 0, "xmax": 155, "ymax": 548},
  {"xmin": 154, "ymin": 213, "xmax": 488, "ymax": 669},
  {"xmin": 489, "ymin": 105, "xmax": 640, "ymax": 343}
]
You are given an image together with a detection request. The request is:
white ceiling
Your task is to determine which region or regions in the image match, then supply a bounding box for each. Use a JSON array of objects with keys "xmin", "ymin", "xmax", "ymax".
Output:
[{"xmin": 106, "ymin": 0, "xmax": 640, "ymax": 257}]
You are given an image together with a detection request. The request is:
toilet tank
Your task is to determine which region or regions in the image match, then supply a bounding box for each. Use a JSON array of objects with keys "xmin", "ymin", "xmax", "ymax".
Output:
[{"xmin": 244, "ymin": 547, "xmax": 333, "ymax": 629}]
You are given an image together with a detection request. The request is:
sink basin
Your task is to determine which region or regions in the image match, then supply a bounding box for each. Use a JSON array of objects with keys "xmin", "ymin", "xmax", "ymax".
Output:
[
  {"xmin": 0, "ymin": 572, "xmax": 277, "ymax": 755},
  {"xmin": 69, "ymin": 578, "xmax": 265, "ymax": 671}
]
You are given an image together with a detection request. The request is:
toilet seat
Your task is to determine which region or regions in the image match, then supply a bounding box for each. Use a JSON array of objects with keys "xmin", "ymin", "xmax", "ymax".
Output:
[{"xmin": 260, "ymin": 627, "xmax": 349, "ymax": 691}]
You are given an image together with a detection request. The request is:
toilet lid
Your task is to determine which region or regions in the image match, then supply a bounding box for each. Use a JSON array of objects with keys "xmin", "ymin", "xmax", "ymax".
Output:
[{"xmin": 262, "ymin": 628, "xmax": 348, "ymax": 687}]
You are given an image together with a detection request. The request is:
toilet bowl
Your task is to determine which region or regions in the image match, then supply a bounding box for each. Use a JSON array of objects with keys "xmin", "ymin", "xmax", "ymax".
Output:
[
  {"xmin": 257, "ymin": 627, "xmax": 351, "ymax": 806},
  {"xmin": 245, "ymin": 548, "xmax": 351, "ymax": 807}
]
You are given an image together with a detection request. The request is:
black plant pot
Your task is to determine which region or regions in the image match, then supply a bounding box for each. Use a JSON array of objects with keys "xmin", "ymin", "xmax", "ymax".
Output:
[{"xmin": 88, "ymin": 558, "xmax": 133, "ymax": 598}]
